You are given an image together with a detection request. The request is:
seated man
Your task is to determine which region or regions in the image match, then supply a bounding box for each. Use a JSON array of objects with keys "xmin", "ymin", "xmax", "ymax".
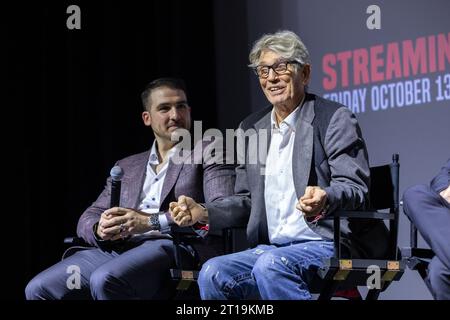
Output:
[
  {"xmin": 170, "ymin": 31, "xmax": 387, "ymax": 300},
  {"xmin": 403, "ymin": 159, "xmax": 450, "ymax": 300},
  {"xmin": 25, "ymin": 78, "xmax": 235, "ymax": 300}
]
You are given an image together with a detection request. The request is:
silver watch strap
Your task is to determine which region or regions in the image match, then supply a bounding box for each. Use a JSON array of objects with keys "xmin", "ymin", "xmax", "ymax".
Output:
[{"xmin": 148, "ymin": 213, "xmax": 161, "ymax": 230}]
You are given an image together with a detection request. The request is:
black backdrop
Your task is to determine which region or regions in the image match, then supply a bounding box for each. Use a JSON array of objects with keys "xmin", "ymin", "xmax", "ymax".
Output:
[{"xmin": 6, "ymin": 0, "xmax": 219, "ymax": 299}]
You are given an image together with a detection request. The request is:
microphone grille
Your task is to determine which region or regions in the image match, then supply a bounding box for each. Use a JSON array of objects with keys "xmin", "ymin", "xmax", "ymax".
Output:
[{"xmin": 110, "ymin": 166, "xmax": 124, "ymax": 181}]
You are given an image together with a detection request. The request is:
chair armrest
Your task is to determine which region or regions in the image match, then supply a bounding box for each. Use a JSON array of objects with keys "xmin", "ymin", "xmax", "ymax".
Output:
[
  {"xmin": 170, "ymin": 225, "xmax": 197, "ymax": 235},
  {"xmin": 327, "ymin": 210, "xmax": 397, "ymax": 260},
  {"xmin": 401, "ymin": 247, "xmax": 435, "ymax": 259},
  {"xmin": 61, "ymin": 236, "xmax": 92, "ymax": 260},
  {"xmin": 323, "ymin": 211, "xmax": 395, "ymax": 220}
]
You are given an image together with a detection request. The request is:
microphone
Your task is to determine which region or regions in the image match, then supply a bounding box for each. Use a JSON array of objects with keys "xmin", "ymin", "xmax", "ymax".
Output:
[{"xmin": 110, "ymin": 166, "xmax": 124, "ymax": 208}]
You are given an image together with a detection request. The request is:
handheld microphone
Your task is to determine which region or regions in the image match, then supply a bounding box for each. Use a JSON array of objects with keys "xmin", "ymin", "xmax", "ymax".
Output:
[{"xmin": 110, "ymin": 166, "xmax": 124, "ymax": 208}]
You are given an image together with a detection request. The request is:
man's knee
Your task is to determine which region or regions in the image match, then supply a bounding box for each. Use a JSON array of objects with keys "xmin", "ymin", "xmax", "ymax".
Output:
[
  {"xmin": 252, "ymin": 251, "xmax": 288, "ymax": 282},
  {"xmin": 89, "ymin": 266, "xmax": 120, "ymax": 298},
  {"xmin": 25, "ymin": 276, "xmax": 47, "ymax": 300},
  {"xmin": 403, "ymin": 184, "xmax": 430, "ymax": 219},
  {"xmin": 198, "ymin": 256, "xmax": 225, "ymax": 286},
  {"xmin": 25, "ymin": 269, "xmax": 70, "ymax": 300},
  {"xmin": 252, "ymin": 251, "xmax": 280, "ymax": 278},
  {"xmin": 403, "ymin": 184, "xmax": 429, "ymax": 204}
]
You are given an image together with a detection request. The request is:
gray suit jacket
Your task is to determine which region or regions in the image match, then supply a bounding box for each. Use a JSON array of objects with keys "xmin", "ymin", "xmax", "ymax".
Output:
[
  {"xmin": 77, "ymin": 141, "xmax": 236, "ymax": 255},
  {"xmin": 207, "ymin": 93, "xmax": 387, "ymax": 258}
]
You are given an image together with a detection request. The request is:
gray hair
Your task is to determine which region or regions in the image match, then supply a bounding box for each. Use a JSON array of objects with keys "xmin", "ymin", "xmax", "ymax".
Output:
[{"xmin": 248, "ymin": 30, "xmax": 311, "ymax": 68}]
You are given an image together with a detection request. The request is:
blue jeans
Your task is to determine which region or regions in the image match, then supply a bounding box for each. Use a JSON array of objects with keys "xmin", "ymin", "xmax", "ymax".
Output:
[{"xmin": 198, "ymin": 240, "xmax": 334, "ymax": 300}]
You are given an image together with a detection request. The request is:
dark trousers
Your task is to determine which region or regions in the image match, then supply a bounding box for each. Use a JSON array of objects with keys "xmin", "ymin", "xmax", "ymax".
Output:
[
  {"xmin": 403, "ymin": 184, "xmax": 450, "ymax": 300},
  {"xmin": 25, "ymin": 238, "xmax": 194, "ymax": 300}
]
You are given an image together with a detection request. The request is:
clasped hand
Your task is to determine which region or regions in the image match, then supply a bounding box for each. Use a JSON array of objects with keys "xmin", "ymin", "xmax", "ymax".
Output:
[
  {"xmin": 169, "ymin": 196, "xmax": 207, "ymax": 227},
  {"xmin": 96, "ymin": 207, "xmax": 150, "ymax": 241},
  {"xmin": 296, "ymin": 186, "xmax": 328, "ymax": 218}
]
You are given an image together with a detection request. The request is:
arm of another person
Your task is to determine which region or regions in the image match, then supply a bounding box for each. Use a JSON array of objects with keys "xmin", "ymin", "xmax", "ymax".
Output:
[
  {"xmin": 322, "ymin": 107, "xmax": 371, "ymax": 214},
  {"xmin": 76, "ymin": 176, "xmax": 111, "ymax": 247},
  {"xmin": 203, "ymin": 161, "xmax": 252, "ymax": 235},
  {"xmin": 170, "ymin": 131, "xmax": 252, "ymax": 235},
  {"xmin": 431, "ymin": 159, "xmax": 450, "ymax": 204}
]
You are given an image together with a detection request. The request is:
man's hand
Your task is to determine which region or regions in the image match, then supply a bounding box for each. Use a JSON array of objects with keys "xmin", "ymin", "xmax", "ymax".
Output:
[
  {"xmin": 169, "ymin": 195, "xmax": 208, "ymax": 227},
  {"xmin": 440, "ymin": 185, "xmax": 450, "ymax": 204},
  {"xmin": 296, "ymin": 186, "xmax": 328, "ymax": 218},
  {"xmin": 96, "ymin": 207, "xmax": 152, "ymax": 241}
]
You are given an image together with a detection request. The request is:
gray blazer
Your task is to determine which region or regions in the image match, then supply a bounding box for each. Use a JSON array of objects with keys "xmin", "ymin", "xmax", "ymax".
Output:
[
  {"xmin": 77, "ymin": 141, "xmax": 236, "ymax": 252},
  {"xmin": 207, "ymin": 93, "xmax": 388, "ymax": 258}
]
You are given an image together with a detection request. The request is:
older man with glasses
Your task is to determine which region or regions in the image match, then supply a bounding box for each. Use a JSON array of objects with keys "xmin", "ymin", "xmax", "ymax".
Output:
[{"xmin": 170, "ymin": 30, "xmax": 387, "ymax": 300}]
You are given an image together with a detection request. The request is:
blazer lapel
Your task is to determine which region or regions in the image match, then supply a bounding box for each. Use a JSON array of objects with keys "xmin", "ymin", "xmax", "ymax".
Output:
[
  {"xmin": 124, "ymin": 151, "xmax": 150, "ymax": 208},
  {"xmin": 293, "ymin": 97, "xmax": 315, "ymax": 199},
  {"xmin": 159, "ymin": 149, "xmax": 192, "ymax": 206},
  {"xmin": 253, "ymin": 111, "xmax": 272, "ymax": 175},
  {"xmin": 253, "ymin": 111, "xmax": 272, "ymax": 243}
]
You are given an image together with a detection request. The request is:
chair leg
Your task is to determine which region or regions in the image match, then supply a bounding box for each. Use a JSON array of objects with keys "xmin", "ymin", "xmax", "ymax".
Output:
[
  {"xmin": 416, "ymin": 263, "xmax": 429, "ymax": 281},
  {"xmin": 318, "ymin": 281, "xmax": 338, "ymax": 300},
  {"xmin": 415, "ymin": 263, "xmax": 435, "ymax": 296},
  {"xmin": 171, "ymin": 281, "xmax": 200, "ymax": 300},
  {"xmin": 366, "ymin": 288, "xmax": 381, "ymax": 300}
]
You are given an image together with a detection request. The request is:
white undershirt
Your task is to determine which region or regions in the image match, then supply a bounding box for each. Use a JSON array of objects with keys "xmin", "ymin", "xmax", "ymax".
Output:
[
  {"xmin": 135, "ymin": 141, "xmax": 176, "ymax": 238},
  {"xmin": 264, "ymin": 102, "xmax": 323, "ymax": 245}
]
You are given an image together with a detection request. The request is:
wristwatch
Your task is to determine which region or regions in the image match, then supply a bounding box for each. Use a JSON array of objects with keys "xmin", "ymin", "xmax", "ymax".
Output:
[{"xmin": 148, "ymin": 213, "xmax": 161, "ymax": 231}]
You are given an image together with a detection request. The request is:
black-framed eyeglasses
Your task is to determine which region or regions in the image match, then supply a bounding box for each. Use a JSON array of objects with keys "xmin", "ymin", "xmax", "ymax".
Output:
[{"xmin": 253, "ymin": 60, "xmax": 300, "ymax": 79}]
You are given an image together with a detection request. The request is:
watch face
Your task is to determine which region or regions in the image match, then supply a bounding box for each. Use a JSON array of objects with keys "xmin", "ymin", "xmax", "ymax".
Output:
[{"xmin": 149, "ymin": 214, "xmax": 161, "ymax": 230}]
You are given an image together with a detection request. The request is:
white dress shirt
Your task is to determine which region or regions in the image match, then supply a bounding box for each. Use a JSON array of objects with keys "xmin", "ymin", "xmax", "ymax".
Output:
[
  {"xmin": 264, "ymin": 102, "xmax": 323, "ymax": 245},
  {"xmin": 134, "ymin": 141, "xmax": 176, "ymax": 238}
]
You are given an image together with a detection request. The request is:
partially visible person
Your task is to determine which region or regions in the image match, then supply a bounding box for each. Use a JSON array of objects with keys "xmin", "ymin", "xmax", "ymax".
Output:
[
  {"xmin": 171, "ymin": 31, "xmax": 388, "ymax": 300},
  {"xmin": 403, "ymin": 159, "xmax": 450, "ymax": 300},
  {"xmin": 25, "ymin": 78, "xmax": 235, "ymax": 299}
]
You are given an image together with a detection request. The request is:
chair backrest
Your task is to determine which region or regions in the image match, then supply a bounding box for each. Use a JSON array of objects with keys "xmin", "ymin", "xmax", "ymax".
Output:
[
  {"xmin": 314, "ymin": 154, "xmax": 404, "ymax": 300},
  {"xmin": 369, "ymin": 154, "xmax": 400, "ymax": 259},
  {"xmin": 332, "ymin": 154, "xmax": 400, "ymax": 260},
  {"xmin": 369, "ymin": 158, "xmax": 398, "ymax": 211}
]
